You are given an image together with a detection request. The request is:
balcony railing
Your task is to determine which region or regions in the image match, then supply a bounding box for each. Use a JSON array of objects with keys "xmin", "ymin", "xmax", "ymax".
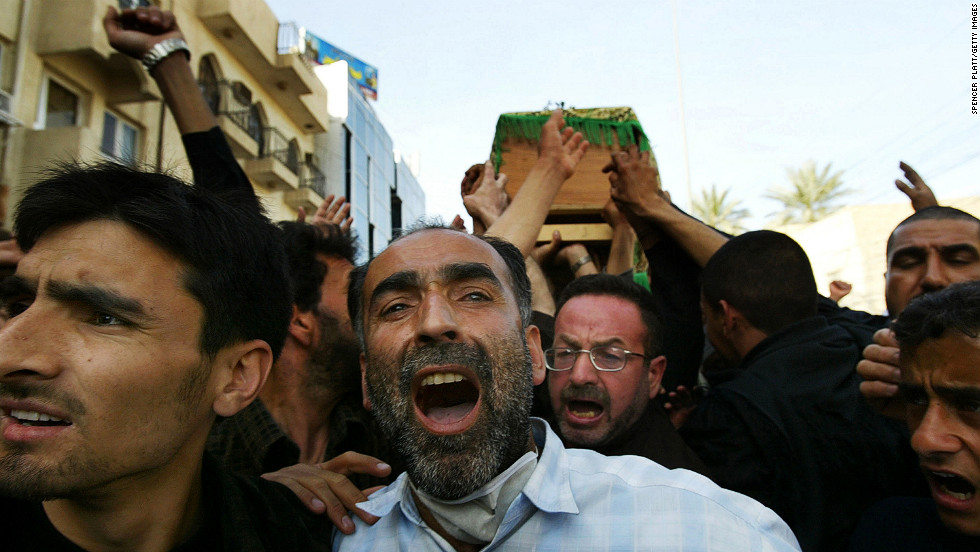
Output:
[
  {"xmin": 301, "ymin": 157, "xmax": 327, "ymax": 198},
  {"xmin": 259, "ymin": 126, "xmax": 299, "ymax": 175}
]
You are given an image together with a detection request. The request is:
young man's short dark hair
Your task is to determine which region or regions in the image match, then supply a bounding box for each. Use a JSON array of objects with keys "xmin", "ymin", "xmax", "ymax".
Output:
[
  {"xmin": 892, "ymin": 280, "xmax": 980, "ymax": 355},
  {"xmin": 279, "ymin": 221, "xmax": 357, "ymax": 313},
  {"xmin": 14, "ymin": 162, "xmax": 291, "ymax": 359},
  {"xmin": 886, "ymin": 206, "xmax": 980, "ymax": 256},
  {"xmin": 701, "ymin": 230, "xmax": 817, "ymax": 335}
]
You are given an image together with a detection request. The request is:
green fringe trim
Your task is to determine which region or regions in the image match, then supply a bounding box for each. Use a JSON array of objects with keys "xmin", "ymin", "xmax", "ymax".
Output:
[{"xmin": 491, "ymin": 109, "xmax": 651, "ymax": 171}]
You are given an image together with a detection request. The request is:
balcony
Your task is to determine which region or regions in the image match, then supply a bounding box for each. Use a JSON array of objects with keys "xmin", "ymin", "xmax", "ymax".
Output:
[
  {"xmin": 284, "ymin": 158, "xmax": 327, "ymax": 212},
  {"xmin": 212, "ymin": 80, "xmax": 260, "ymax": 158},
  {"xmin": 197, "ymin": 0, "xmax": 328, "ymax": 133},
  {"xmin": 22, "ymin": 125, "xmax": 100, "ymax": 172},
  {"xmin": 33, "ymin": 0, "xmax": 158, "ymax": 104},
  {"xmin": 243, "ymin": 127, "xmax": 299, "ymax": 191}
]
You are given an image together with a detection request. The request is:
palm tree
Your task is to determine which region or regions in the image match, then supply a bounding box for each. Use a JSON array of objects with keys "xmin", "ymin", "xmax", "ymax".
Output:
[
  {"xmin": 691, "ymin": 184, "xmax": 752, "ymax": 235},
  {"xmin": 766, "ymin": 160, "xmax": 850, "ymax": 225}
]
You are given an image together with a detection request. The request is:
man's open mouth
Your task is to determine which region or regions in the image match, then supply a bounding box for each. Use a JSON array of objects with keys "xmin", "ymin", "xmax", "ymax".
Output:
[
  {"xmin": 565, "ymin": 399, "xmax": 605, "ymax": 424},
  {"xmin": 413, "ymin": 368, "xmax": 481, "ymax": 434},
  {"xmin": 927, "ymin": 470, "xmax": 977, "ymax": 502},
  {"xmin": 6, "ymin": 409, "xmax": 72, "ymax": 427}
]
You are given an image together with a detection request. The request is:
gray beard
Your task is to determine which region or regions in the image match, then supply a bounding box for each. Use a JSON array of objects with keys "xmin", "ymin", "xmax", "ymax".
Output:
[{"xmin": 366, "ymin": 335, "xmax": 534, "ymax": 499}]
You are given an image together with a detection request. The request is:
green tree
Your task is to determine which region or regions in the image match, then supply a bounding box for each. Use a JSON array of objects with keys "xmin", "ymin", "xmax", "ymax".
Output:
[
  {"xmin": 692, "ymin": 184, "xmax": 751, "ymax": 235},
  {"xmin": 766, "ymin": 160, "xmax": 850, "ymax": 225}
]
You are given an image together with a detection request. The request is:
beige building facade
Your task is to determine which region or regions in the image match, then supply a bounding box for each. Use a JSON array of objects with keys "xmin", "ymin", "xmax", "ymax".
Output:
[
  {"xmin": 0, "ymin": 0, "xmax": 331, "ymax": 229},
  {"xmin": 774, "ymin": 196, "xmax": 980, "ymax": 316}
]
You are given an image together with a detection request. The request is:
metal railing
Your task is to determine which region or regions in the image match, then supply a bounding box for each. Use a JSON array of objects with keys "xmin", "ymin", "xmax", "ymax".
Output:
[{"xmin": 301, "ymin": 156, "xmax": 328, "ymax": 197}]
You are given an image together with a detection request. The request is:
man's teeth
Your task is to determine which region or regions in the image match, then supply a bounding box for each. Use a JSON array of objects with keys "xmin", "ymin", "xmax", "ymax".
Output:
[
  {"xmin": 941, "ymin": 486, "xmax": 973, "ymax": 500},
  {"xmin": 932, "ymin": 471, "xmax": 976, "ymax": 500},
  {"xmin": 10, "ymin": 409, "xmax": 64, "ymax": 423},
  {"xmin": 421, "ymin": 372, "xmax": 465, "ymax": 387}
]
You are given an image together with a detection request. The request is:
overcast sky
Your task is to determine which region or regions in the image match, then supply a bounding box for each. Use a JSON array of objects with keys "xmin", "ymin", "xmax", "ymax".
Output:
[{"xmin": 267, "ymin": 0, "xmax": 978, "ymax": 228}]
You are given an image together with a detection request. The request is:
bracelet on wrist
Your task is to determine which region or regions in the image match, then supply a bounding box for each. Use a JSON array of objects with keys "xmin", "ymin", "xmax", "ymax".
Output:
[
  {"xmin": 570, "ymin": 255, "xmax": 593, "ymax": 274},
  {"xmin": 142, "ymin": 38, "xmax": 191, "ymax": 74}
]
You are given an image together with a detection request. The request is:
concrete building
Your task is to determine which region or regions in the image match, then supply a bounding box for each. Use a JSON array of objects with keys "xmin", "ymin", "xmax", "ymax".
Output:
[
  {"xmin": 774, "ymin": 196, "xmax": 980, "ymax": 316},
  {"xmin": 0, "ymin": 0, "xmax": 423, "ymax": 252}
]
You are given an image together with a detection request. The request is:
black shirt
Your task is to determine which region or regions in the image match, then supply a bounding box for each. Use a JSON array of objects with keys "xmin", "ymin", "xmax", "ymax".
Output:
[
  {"xmin": 207, "ymin": 394, "xmax": 401, "ymax": 488},
  {"xmin": 0, "ymin": 454, "xmax": 332, "ymax": 551},
  {"xmin": 847, "ymin": 496, "xmax": 980, "ymax": 552},
  {"xmin": 680, "ymin": 317, "xmax": 922, "ymax": 552}
]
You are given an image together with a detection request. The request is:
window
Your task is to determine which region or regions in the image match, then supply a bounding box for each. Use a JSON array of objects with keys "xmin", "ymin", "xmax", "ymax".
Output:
[
  {"xmin": 118, "ymin": 1, "xmax": 153, "ymax": 8},
  {"xmin": 41, "ymin": 78, "xmax": 79, "ymax": 128},
  {"xmin": 101, "ymin": 111, "xmax": 139, "ymax": 165},
  {"xmin": 198, "ymin": 57, "xmax": 221, "ymax": 115}
]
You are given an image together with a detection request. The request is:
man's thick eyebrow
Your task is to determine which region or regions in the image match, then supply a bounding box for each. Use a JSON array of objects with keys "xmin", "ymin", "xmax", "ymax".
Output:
[
  {"xmin": 46, "ymin": 280, "xmax": 152, "ymax": 321},
  {"xmin": 439, "ymin": 262, "xmax": 502, "ymax": 289},
  {"xmin": 939, "ymin": 243, "xmax": 980, "ymax": 257},
  {"xmin": 0, "ymin": 275, "xmax": 36, "ymax": 300},
  {"xmin": 933, "ymin": 385, "xmax": 980, "ymax": 404},
  {"xmin": 555, "ymin": 333, "xmax": 624, "ymax": 349},
  {"xmin": 368, "ymin": 262, "xmax": 503, "ymax": 309},
  {"xmin": 890, "ymin": 245, "xmax": 925, "ymax": 261},
  {"xmin": 369, "ymin": 270, "xmax": 424, "ymax": 307}
]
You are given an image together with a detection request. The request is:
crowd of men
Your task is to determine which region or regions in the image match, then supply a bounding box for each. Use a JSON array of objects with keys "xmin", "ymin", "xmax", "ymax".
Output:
[{"xmin": 0, "ymin": 5, "xmax": 977, "ymax": 552}]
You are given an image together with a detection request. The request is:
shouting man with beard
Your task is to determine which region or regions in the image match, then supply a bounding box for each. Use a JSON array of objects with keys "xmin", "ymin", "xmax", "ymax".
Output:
[{"xmin": 338, "ymin": 224, "xmax": 801, "ymax": 551}]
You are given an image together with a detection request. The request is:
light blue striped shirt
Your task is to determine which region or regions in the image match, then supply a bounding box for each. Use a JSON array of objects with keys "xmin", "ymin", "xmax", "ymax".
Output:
[{"xmin": 335, "ymin": 418, "xmax": 801, "ymax": 551}]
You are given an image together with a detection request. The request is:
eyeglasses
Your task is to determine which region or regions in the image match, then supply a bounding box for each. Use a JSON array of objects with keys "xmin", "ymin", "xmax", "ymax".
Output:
[{"xmin": 544, "ymin": 346, "xmax": 650, "ymax": 372}]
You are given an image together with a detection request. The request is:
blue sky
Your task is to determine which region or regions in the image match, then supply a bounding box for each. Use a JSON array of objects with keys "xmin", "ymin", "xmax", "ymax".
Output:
[{"xmin": 267, "ymin": 0, "xmax": 978, "ymax": 228}]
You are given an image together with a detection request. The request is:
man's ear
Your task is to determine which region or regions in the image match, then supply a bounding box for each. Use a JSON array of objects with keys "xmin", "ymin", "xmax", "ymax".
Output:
[
  {"xmin": 213, "ymin": 339, "xmax": 274, "ymax": 417},
  {"xmin": 719, "ymin": 299, "xmax": 740, "ymax": 335},
  {"xmin": 360, "ymin": 352, "xmax": 373, "ymax": 411},
  {"xmin": 525, "ymin": 324, "xmax": 546, "ymax": 386},
  {"xmin": 647, "ymin": 355, "xmax": 667, "ymax": 399},
  {"xmin": 289, "ymin": 305, "xmax": 317, "ymax": 348}
]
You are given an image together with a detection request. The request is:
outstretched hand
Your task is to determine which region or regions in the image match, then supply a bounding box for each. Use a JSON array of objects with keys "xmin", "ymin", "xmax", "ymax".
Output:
[
  {"xmin": 297, "ymin": 194, "xmax": 353, "ymax": 233},
  {"xmin": 103, "ymin": 5, "xmax": 183, "ymax": 60},
  {"xmin": 261, "ymin": 451, "xmax": 392, "ymax": 534},
  {"xmin": 536, "ymin": 109, "xmax": 589, "ymax": 179},
  {"xmin": 532, "ymin": 231, "xmax": 597, "ymax": 276},
  {"xmin": 662, "ymin": 385, "xmax": 705, "ymax": 429},
  {"xmin": 604, "ymin": 145, "xmax": 668, "ymax": 220},
  {"xmin": 828, "ymin": 280, "xmax": 852, "ymax": 302},
  {"xmin": 895, "ymin": 161, "xmax": 938, "ymax": 212},
  {"xmin": 856, "ymin": 328, "xmax": 905, "ymax": 421},
  {"xmin": 462, "ymin": 160, "xmax": 510, "ymax": 234}
]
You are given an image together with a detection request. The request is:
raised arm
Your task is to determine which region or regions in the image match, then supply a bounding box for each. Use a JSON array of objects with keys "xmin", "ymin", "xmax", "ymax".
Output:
[
  {"xmin": 484, "ymin": 109, "xmax": 588, "ymax": 256},
  {"xmin": 895, "ymin": 161, "xmax": 939, "ymax": 212},
  {"xmin": 104, "ymin": 6, "xmax": 216, "ymax": 134},
  {"xmin": 104, "ymin": 6, "xmax": 255, "ymax": 206},
  {"xmin": 602, "ymin": 198, "xmax": 637, "ymax": 275},
  {"xmin": 606, "ymin": 145, "xmax": 727, "ymax": 267},
  {"xmin": 462, "ymin": 160, "xmax": 510, "ymax": 236}
]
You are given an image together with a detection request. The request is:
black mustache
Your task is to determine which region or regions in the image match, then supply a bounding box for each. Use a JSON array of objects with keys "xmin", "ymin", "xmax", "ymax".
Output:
[{"xmin": 0, "ymin": 382, "xmax": 87, "ymax": 417}]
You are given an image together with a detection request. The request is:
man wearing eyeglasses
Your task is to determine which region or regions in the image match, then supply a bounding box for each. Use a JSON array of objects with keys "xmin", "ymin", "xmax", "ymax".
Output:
[{"xmin": 546, "ymin": 274, "xmax": 709, "ymax": 476}]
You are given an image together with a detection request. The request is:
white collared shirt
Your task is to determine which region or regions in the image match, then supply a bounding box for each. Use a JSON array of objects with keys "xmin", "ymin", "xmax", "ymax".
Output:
[{"xmin": 334, "ymin": 418, "xmax": 801, "ymax": 551}]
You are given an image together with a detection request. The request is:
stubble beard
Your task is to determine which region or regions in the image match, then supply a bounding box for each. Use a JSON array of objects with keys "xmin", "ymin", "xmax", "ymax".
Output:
[
  {"xmin": 558, "ymin": 382, "xmax": 649, "ymax": 449},
  {"xmin": 306, "ymin": 311, "xmax": 362, "ymax": 399},
  {"xmin": 0, "ymin": 359, "xmax": 210, "ymax": 501},
  {"xmin": 366, "ymin": 333, "xmax": 534, "ymax": 500}
]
